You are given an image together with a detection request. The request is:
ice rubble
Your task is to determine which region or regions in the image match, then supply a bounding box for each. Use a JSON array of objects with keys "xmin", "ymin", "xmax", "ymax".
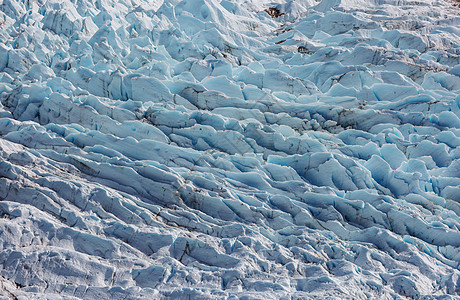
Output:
[{"xmin": 0, "ymin": 0, "xmax": 459, "ymax": 298}]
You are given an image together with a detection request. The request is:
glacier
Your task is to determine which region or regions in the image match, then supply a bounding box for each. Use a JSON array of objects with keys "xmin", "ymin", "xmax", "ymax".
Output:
[{"xmin": 0, "ymin": 0, "xmax": 460, "ymax": 298}]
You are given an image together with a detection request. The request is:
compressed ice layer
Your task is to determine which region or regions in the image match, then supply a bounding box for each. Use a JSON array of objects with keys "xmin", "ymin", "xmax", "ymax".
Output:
[{"xmin": 0, "ymin": 0, "xmax": 459, "ymax": 298}]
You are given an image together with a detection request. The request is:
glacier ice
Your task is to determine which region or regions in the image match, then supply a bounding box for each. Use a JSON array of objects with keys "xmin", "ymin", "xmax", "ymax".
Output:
[{"xmin": 0, "ymin": 0, "xmax": 460, "ymax": 298}]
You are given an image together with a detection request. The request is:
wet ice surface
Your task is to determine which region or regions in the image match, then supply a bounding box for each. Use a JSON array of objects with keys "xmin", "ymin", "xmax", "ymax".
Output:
[{"xmin": 0, "ymin": 0, "xmax": 460, "ymax": 298}]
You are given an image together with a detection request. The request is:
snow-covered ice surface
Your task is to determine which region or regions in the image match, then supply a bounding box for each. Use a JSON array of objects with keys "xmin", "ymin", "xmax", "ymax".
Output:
[{"xmin": 0, "ymin": 0, "xmax": 460, "ymax": 298}]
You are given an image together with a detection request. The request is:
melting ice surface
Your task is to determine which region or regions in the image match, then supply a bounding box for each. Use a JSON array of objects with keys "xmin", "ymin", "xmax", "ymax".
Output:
[{"xmin": 0, "ymin": 0, "xmax": 460, "ymax": 298}]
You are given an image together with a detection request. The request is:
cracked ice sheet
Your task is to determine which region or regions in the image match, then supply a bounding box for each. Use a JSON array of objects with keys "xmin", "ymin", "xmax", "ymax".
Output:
[{"xmin": 0, "ymin": 0, "xmax": 460, "ymax": 298}]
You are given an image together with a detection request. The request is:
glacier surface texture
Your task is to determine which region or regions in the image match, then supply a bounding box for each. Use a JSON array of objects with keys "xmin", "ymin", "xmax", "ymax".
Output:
[{"xmin": 0, "ymin": 0, "xmax": 460, "ymax": 298}]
